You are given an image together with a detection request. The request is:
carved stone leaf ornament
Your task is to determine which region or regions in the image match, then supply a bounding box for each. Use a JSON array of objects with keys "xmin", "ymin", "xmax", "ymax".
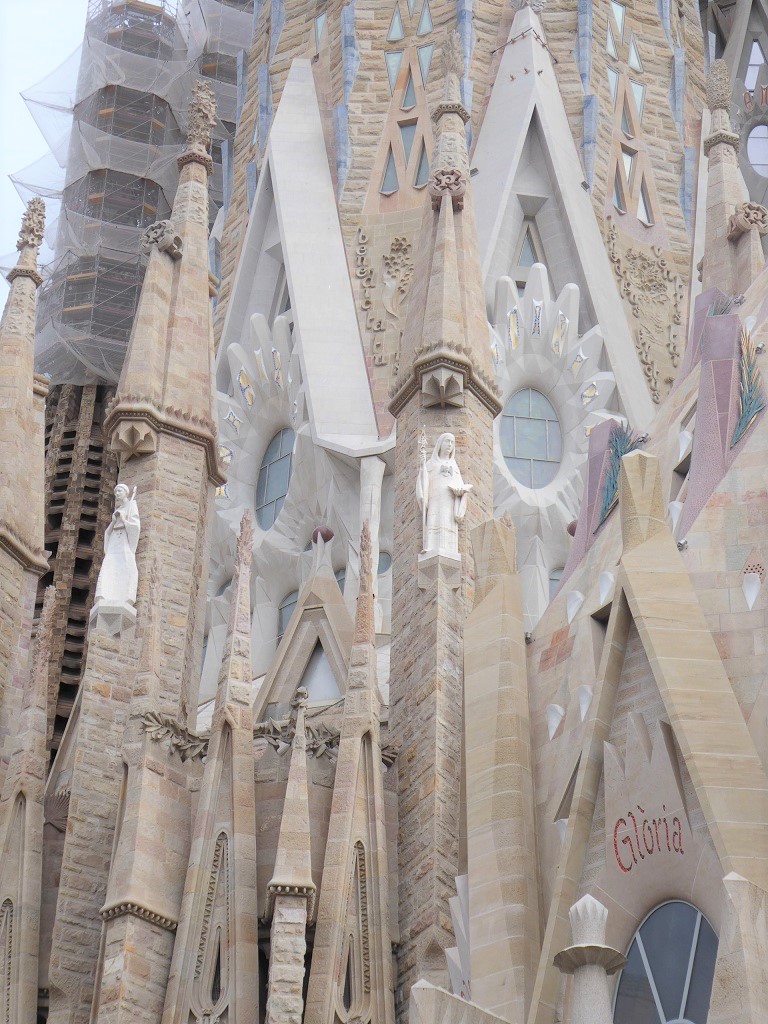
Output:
[
  {"xmin": 187, "ymin": 79, "xmax": 217, "ymax": 151},
  {"xmin": 17, "ymin": 197, "xmax": 46, "ymax": 250},
  {"xmin": 728, "ymin": 202, "xmax": 768, "ymax": 241},
  {"xmin": 141, "ymin": 220, "xmax": 183, "ymax": 260}
]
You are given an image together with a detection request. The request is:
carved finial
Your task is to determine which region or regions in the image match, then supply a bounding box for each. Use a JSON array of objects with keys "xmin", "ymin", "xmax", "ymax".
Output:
[
  {"xmin": 185, "ymin": 79, "xmax": 217, "ymax": 152},
  {"xmin": 441, "ymin": 31, "xmax": 465, "ymax": 80},
  {"xmin": 707, "ymin": 59, "xmax": 731, "ymax": 111},
  {"xmin": 17, "ymin": 197, "xmax": 45, "ymax": 251},
  {"xmin": 235, "ymin": 509, "xmax": 254, "ymax": 570},
  {"xmin": 354, "ymin": 520, "xmax": 375, "ymax": 645}
]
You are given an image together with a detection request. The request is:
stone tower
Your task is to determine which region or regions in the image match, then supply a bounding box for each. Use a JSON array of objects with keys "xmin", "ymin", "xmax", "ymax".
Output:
[{"xmin": 387, "ymin": 31, "xmax": 501, "ymax": 1012}]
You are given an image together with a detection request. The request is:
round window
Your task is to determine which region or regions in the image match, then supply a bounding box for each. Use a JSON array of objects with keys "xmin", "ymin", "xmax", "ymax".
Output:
[
  {"xmin": 747, "ymin": 124, "xmax": 768, "ymax": 177},
  {"xmin": 500, "ymin": 388, "xmax": 562, "ymax": 488},
  {"xmin": 255, "ymin": 428, "xmax": 295, "ymax": 530},
  {"xmin": 613, "ymin": 901, "xmax": 717, "ymax": 1024}
]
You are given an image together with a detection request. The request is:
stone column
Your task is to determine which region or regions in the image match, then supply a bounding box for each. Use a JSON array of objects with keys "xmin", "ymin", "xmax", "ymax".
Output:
[
  {"xmin": 266, "ymin": 897, "xmax": 310, "ymax": 1024},
  {"xmin": 553, "ymin": 895, "xmax": 625, "ymax": 1024}
]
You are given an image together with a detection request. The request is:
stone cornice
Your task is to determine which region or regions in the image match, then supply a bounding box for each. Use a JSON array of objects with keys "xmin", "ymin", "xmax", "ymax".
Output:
[
  {"xmin": 389, "ymin": 352, "xmax": 502, "ymax": 417},
  {"xmin": 553, "ymin": 943, "xmax": 626, "ymax": 975},
  {"xmin": 0, "ymin": 524, "xmax": 48, "ymax": 574},
  {"xmin": 431, "ymin": 100, "xmax": 470, "ymax": 124},
  {"xmin": 6, "ymin": 265, "xmax": 42, "ymax": 287},
  {"xmin": 177, "ymin": 149, "xmax": 214, "ymax": 174},
  {"xmin": 100, "ymin": 900, "xmax": 178, "ymax": 932},
  {"xmin": 703, "ymin": 130, "xmax": 739, "ymax": 156},
  {"xmin": 265, "ymin": 882, "xmax": 317, "ymax": 922},
  {"xmin": 104, "ymin": 396, "xmax": 226, "ymax": 485}
]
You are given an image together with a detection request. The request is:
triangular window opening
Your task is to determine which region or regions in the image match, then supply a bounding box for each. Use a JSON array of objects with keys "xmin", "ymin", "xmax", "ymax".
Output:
[
  {"xmin": 211, "ymin": 934, "xmax": 222, "ymax": 1005},
  {"xmin": 745, "ymin": 39, "xmax": 767, "ymax": 93},
  {"xmin": 417, "ymin": 0, "xmax": 432, "ymax": 35},
  {"xmin": 300, "ymin": 641, "xmax": 341, "ymax": 700},
  {"xmin": 314, "ymin": 12, "xmax": 326, "ymax": 48},
  {"xmin": 401, "ymin": 69, "xmax": 416, "ymax": 109},
  {"xmin": 611, "ymin": 0, "xmax": 625, "ymax": 38},
  {"xmin": 385, "ymin": 50, "xmax": 404, "ymax": 94},
  {"xmin": 628, "ymin": 33, "xmax": 643, "ymax": 72},
  {"xmin": 417, "ymin": 43, "xmax": 434, "ymax": 84},
  {"xmin": 387, "ymin": 5, "xmax": 404, "ymax": 41},
  {"xmin": 399, "ymin": 121, "xmax": 417, "ymax": 162},
  {"xmin": 342, "ymin": 942, "xmax": 354, "ymax": 1011},
  {"xmin": 414, "ymin": 141, "xmax": 430, "ymax": 187},
  {"xmin": 518, "ymin": 226, "xmax": 538, "ymax": 268},
  {"xmin": 407, "ymin": 0, "xmax": 416, "ymax": 13},
  {"xmin": 606, "ymin": 23, "xmax": 618, "ymax": 59},
  {"xmin": 606, "ymin": 65, "xmax": 619, "ymax": 105},
  {"xmin": 637, "ymin": 180, "xmax": 653, "ymax": 226},
  {"xmin": 630, "ymin": 79, "xmax": 645, "ymax": 120},
  {"xmin": 620, "ymin": 101, "xmax": 632, "ymax": 136},
  {"xmin": 612, "ymin": 170, "xmax": 626, "ymax": 213},
  {"xmin": 621, "ymin": 146, "xmax": 635, "ymax": 186}
]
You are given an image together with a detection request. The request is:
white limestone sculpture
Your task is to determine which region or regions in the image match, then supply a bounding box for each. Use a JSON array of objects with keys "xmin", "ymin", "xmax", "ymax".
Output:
[
  {"xmin": 553, "ymin": 894, "xmax": 625, "ymax": 1024},
  {"xmin": 417, "ymin": 431, "xmax": 472, "ymax": 555},
  {"xmin": 94, "ymin": 484, "xmax": 141, "ymax": 614}
]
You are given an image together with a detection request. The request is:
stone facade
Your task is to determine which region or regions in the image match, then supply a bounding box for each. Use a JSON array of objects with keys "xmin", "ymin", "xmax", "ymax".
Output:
[{"xmin": 3, "ymin": 5, "xmax": 768, "ymax": 1024}]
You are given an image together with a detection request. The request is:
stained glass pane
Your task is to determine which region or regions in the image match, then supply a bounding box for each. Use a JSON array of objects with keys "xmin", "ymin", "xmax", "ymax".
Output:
[
  {"xmin": 611, "ymin": 0, "xmax": 625, "ymax": 37},
  {"xmin": 638, "ymin": 182, "xmax": 652, "ymax": 225},
  {"xmin": 385, "ymin": 50, "xmax": 403, "ymax": 93},
  {"xmin": 501, "ymin": 388, "xmax": 562, "ymax": 489},
  {"xmin": 387, "ymin": 6, "xmax": 404, "ymax": 41},
  {"xmin": 417, "ymin": 0, "xmax": 432, "ymax": 35},
  {"xmin": 417, "ymin": 43, "xmax": 434, "ymax": 84},
  {"xmin": 518, "ymin": 228, "xmax": 537, "ymax": 267},
  {"xmin": 506, "ymin": 390, "xmax": 530, "ymax": 415},
  {"xmin": 621, "ymin": 103, "xmax": 631, "ymax": 135},
  {"xmin": 748, "ymin": 124, "xmax": 768, "ymax": 176},
  {"xmin": 607, "ymin": 24, "xmax": 618, "ymax": 59},
  {"xmin": 381, "ymin": 147, "xmax": 399, "ymax": 193},
  {"xmin": 612, "ymin": 171, "xmax": 624, "ymax": 211},
  {"xmin": 745, "ymin": 39, "xmax": 766, "ymax": 92},
  {"xmin": 630, "ymin": 79, "xmax": 645, "ymax": 118},
  {"xmin": 256, "ymin": 428, "xmax": 295, "ymax": 530},
  {"xmin": 508, "ymin": 458, "xmax": 532, "ymax": 488},
  {"xmin": 402, "ymin": 70, "xmax": 416, "ymax": 108},
  {"xmin": 622, "ymin": 148, "xmax": 634, "ymax": 181},
  {"xmin": 400, "ymin": 121, "xmax": 417, "ymax": 161}
]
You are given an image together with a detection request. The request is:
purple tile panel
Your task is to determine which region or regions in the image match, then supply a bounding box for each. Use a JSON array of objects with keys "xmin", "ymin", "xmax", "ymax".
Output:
[
  {"xmin": 678, "ymin": 314, "xmax": 750, "ymax": 538},
  {"xmin": 560, "ymin": 418, "xmax": 620, "ymax": 588}
]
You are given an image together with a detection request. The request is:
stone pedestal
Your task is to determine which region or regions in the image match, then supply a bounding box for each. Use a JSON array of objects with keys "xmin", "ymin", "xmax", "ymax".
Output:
[
  {"xmin": 89, "ymin": 601, "xmax": 137, "ymax": 637},
  {"xmin": 418, "ymin": 550, "xmax": 461, "ymax": 590}
]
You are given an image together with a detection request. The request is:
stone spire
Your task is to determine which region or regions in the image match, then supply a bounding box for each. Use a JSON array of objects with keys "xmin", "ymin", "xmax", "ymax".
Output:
[
  {"xmin": 701, "ymin": 60, "xmax": 768, "ymax": 293},
  {"xmin": 264, "ymin": 690, "xmax": 316, "ymax": 1024},
  {"xmin": 0, "ymin": 198, "xmax": 48, "ymax": 574},
  {"xmin": 105, "ymin": 78, "xmax": 223, "ymax": 485},
  {"xmin": 387, "ymin": 32, "xmax": 500, "ymax": 1004},
  {"xmin": 389, "ymin": 32, "xmax": 499, "ymax": 420}
]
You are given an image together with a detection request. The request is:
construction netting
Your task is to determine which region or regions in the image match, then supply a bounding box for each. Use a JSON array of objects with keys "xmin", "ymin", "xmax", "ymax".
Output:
[{"xmin": 4, "ymin": 0, "xmax": 253, "ymax": 385}]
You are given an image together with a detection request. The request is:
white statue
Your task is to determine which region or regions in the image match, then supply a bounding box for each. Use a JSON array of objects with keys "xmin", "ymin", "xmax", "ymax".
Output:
[
  {"xmin": 417, "ymin": 432, "xmax": 472, "ymax": 555},
  {"xmin": 94, "ymin": 484, "xmax": 141, "ymax": 610}
]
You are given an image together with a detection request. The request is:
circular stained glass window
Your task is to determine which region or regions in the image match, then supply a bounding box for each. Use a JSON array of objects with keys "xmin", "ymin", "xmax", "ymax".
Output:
[
  {"xmin": 747, "ymin": 124, "xmax": 768, "ymax": 177},
  {"xmin": 255, "ymin": 428, "xmax": 295, "ymax": 530},
  {"xmin": 613, "ymin": 901, "xmax": 718, "ymax": 1024},
  {"xmin": 500, "ymin": 388, "xmax": 562, "ymax": 488}
]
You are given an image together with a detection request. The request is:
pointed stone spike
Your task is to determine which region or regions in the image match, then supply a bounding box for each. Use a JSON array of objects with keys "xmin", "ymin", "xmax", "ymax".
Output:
[{"xmin": 619, "ymin": 450, "xmax": 667, "ymax": 553}]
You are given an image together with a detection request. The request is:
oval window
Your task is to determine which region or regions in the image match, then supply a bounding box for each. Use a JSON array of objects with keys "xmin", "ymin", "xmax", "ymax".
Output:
[{"xmin": 500, "ymin": 388, "xmax": 562, "ymax": 488}]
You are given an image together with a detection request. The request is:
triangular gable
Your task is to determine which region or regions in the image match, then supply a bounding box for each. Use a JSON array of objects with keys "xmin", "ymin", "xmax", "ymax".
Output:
[
  {"xmin": 253, "ymin": 572, "xmax": 354, "ymax": 719},
  {"xmin": 218, "ymin": 59, "xmax": 379, "ymax": 456},
  {"xmin": 471, "ymin": 6, "xmax": 654, "ymax": 429}
]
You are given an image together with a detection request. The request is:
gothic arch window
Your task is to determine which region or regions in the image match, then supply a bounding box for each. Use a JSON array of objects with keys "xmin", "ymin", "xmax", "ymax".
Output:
[
  {"xmin": 613, "ymin": 901, "xmax": 717, "ymax": 1024},
  {"xmin": 255, "ymin": 428, "xmax": 295, "ymax": 530}
]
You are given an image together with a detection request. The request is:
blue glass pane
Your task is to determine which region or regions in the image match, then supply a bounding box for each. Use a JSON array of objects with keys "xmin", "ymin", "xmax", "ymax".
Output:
[
  {"xmin": 548, "ymin": 420, "xmax": 562, "ymax": 460},
  {"xmin": 515, "ymin": 418, "xmax": 547, "ymax": 459},
  {"xmin": 273, "ymin": 495, "xmax": 285, "ymax": 521},
  {"xmin": 255, "ymin": 467, "xmax": 268, "ymax": 507},
  {"xmin": 641, "ymin": 902, "xmax": 697, "ymax": 1022},
  {"xmin": 402, "ymin": 71, "xmax": 416, "ymax": 109},
  {"xmin": 400, "ymin": 122, "xmax": 417, "ymax": 162},
  {"xmin": 532, "ymin": 459, "xmax": 558, "ymax": 488},
  {"xmin": 265, "ymin": 454, "xmax": 291, "ymax": 502},
  {"xmin": 505, "ymin": 389, "xmax": 530, "ymax": 416},
  {"xmin": 257, "ymin": 501, "xmax": 275, "ymax": 531},
  {"xmin": 378, "ymin": 551, "xmax": 392, "ymax": 573},
  {"xmin": 414, "ymin": 142, "xmax": 429, "ymax": 186},
  {"xmin": 506, "ymin": 457, "xmax": 531, "ymax": 487},
  {"xmin": 263, "ymin": 432, "xmax": 282, "ymax": 464},
  {"xmin": 613, "ymin": 939, "xmax": 658, "ymax": 1024},
  {"xmin": 529, "ymin": 389, "xmax": 556, "ymax": 419},
  {"xmin": 499, "ymin": 415, "xmax": 515, "ymax": 459},
  {"xmin": 279, "ymin": 427, "xmax": 295, "ymax": 458},
  {"xmin": 685, "ymin": 917, "xmax": 718, "ymax": 1023}
]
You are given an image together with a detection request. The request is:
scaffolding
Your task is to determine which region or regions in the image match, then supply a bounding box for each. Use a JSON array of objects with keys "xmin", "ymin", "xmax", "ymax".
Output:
[{"xmin": 7, "ymin": 0, "xmax": 252, "ymax": 384}]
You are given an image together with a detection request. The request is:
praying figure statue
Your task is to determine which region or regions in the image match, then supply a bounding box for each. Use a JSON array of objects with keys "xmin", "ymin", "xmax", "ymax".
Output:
[
  {"xmin": 417, "ymin": 432, "xmax": 472, "ymax": 555},
  {"xmin": 94, "ymin": 484, "xmax": 141, "ymax": 610}
]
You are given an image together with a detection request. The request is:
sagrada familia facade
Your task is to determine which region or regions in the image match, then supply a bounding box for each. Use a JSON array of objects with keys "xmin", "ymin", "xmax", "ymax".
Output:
[{"xmin": 3, "ymin": 0, "xmax": 768, "ymax": 1023}]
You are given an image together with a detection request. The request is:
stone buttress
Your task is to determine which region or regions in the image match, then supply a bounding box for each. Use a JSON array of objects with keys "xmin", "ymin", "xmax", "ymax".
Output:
[
  {"xmin": 162, "ymin": 511, "xmax": 259, "ymax": 1024},
  {"xmin": 305, "ymin": 522, "xmax": 394, "ymax": 1024},
  {"xmin": 0, "ymin": 200, "xmax": 48, "ymax": 781},
  {"xmin": 46, "ymin": 80, "xmax": 224, "ymax": 1024},
  {"xmin": 387, "ymin": 31, "xmax": 501, "ymax": 1013}
]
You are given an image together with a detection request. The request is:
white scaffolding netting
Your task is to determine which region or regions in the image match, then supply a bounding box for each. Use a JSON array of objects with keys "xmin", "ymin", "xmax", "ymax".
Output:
[{"xmin": 5, "ymin": 0, "xmax": 251, "ymax": 384}]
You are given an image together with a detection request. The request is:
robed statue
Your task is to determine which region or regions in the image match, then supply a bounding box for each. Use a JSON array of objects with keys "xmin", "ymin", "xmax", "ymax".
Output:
[
  {"xmin": 417, "ymin": 431, "xmax": 472, "ymax": 555},
  {"xmin": 94, "ymin": 483, "xmax": 141, "ymax": 610}
]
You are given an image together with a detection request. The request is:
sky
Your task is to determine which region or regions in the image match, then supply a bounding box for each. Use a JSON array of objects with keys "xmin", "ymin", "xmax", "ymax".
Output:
[{"xmin": 0, "ymin": 0, "xmax": 89, "ymax": 299}]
